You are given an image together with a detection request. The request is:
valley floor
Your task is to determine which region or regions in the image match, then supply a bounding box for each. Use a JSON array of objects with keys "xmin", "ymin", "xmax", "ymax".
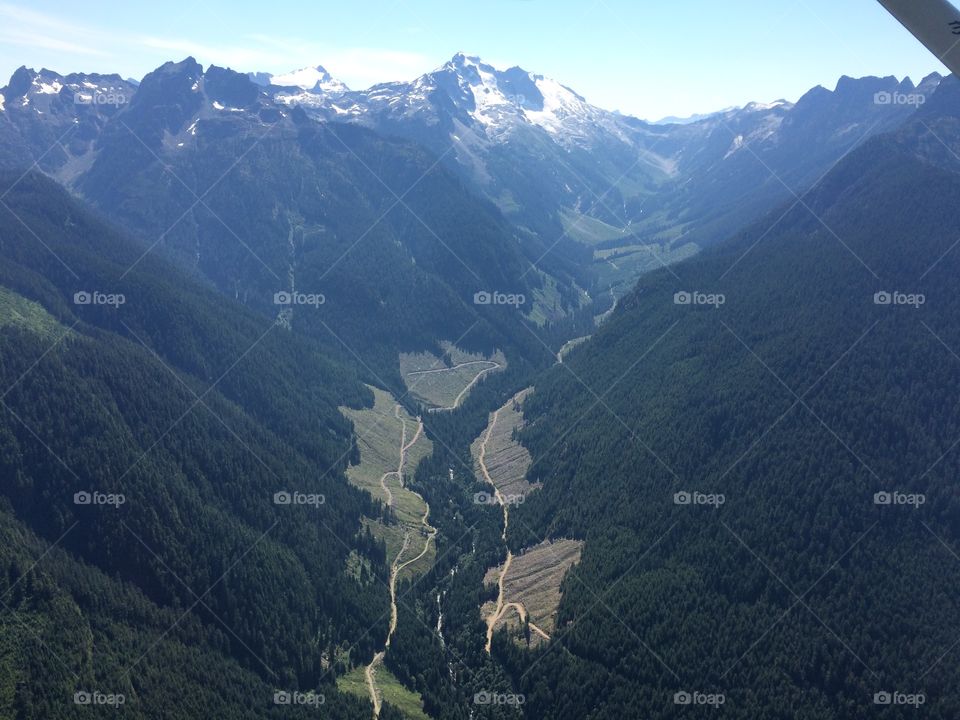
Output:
[{"xmin": 339, "ymin": 387, "xmax": 435, "ymax": 718}]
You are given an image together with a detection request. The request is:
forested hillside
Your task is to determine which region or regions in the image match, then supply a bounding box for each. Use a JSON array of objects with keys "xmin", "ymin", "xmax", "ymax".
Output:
[
  {"xmin": 0, "ymin": 172, "xmax": 401, "ymax": 718},
  {"xmin": 506, "ymin": 87, "xmax": 960, "ymax": 718}
]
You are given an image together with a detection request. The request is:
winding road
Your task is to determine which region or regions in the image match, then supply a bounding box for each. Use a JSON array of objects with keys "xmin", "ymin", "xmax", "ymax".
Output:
[
  {"xmin": 364, "ymin": 404, "xmax": 435, "ymax": 718},
  {"xmin": 406, "ymin": 360, "xmax": 501, "ymax": 413},
  {"xmin": 501, "ymin": 602, "xmax": 551, "ymax": 641},
  {"xmin": 478, "ymin": 405, "xmax": 549, "ymax": 653}
]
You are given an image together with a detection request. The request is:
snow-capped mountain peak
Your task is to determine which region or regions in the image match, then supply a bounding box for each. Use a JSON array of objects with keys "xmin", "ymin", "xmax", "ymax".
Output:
[
  {"xmin": 445, "ymin": 55, "xmax": 522, "ymax": 125},
  {"xmin": 1, "ymin": 66, "xmax": 134, "ymax": 112},
  {"xmin": 444, "ymin": 51, "xmax": 481, "ymax": 70},
  {"xmin": 421, "ymin": 53, "xmax": 602, "ymax": 141},
  {"xmin": 250, "ymin": 65, "xmax": 348, "ymax": 94},
  {"xmin": 254, "ymin": 52, "xmax": 624, "ymax": 149}
]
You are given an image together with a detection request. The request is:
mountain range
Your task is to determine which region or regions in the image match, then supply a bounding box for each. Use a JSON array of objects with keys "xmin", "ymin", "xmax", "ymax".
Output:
[
  {"xmin": 1, "ymin": 54, "xmax": 940, "ymax": 302},
  {"xmin": 1, "ymin": 49, "xmax": 958, "ymax": 719}
]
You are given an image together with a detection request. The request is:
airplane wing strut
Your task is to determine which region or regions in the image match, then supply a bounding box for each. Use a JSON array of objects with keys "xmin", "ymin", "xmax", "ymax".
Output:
[{"xmin": 876, "ymin": 0, "xmax": 960, "ymax": 77}]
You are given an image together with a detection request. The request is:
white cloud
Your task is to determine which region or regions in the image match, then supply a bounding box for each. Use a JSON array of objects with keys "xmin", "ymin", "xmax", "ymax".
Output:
[
  {"xmin": 0, "ymin": 3, "xmax": 110, "ymax": 58},
  {"xmin": 0, "ymin": 29, "xmax": 110, "ymax": 57}
]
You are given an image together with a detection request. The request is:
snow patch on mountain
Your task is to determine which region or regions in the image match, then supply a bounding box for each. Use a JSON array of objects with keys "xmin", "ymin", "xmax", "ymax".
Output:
[
  {"xmin": 462, "ymin": 57, "xmax": 514, "ymax": 127},
  {"xmin": 743, "ymin": 100, "xmax": 792, "ymax": 112},
  {"xmin": 36, "ymin": 79, "xmax": 62, "ymax": 95},
  {"xmin": 724, "ymin": 135, "xmax": 745, "ymax": 159},
  {"xmin": 257, "ymin": 65, "xmax": 348, "ymax": 94},
  {"xmin": 522, "ymin": 76, "xmax": 589, "ymax": 136},
  {"xmin": 210, "ymin": 100, "xmax": 242, "ymax": 112}
]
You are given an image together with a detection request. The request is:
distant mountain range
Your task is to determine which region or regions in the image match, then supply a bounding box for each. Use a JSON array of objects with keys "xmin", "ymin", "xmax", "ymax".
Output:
[
  {"xmin": 237, "ymin": 54, "xmax": 941, "ymax": 288},
  {"xmin": 649, "ymin": 108, "xmax": 737, "ymax": 125},
  {"xmin": 1, "ymin": 57, "xmax": 568, "ymax": 380},
  {"xmin": 0, "ymin": 54, "xmax": 940, "ymax": 300}
]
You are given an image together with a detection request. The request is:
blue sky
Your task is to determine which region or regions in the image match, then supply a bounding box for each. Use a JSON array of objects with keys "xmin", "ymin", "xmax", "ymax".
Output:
[{"xmin": 0, "ymin": 0, "xmax": 948, "ymax": 120}]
